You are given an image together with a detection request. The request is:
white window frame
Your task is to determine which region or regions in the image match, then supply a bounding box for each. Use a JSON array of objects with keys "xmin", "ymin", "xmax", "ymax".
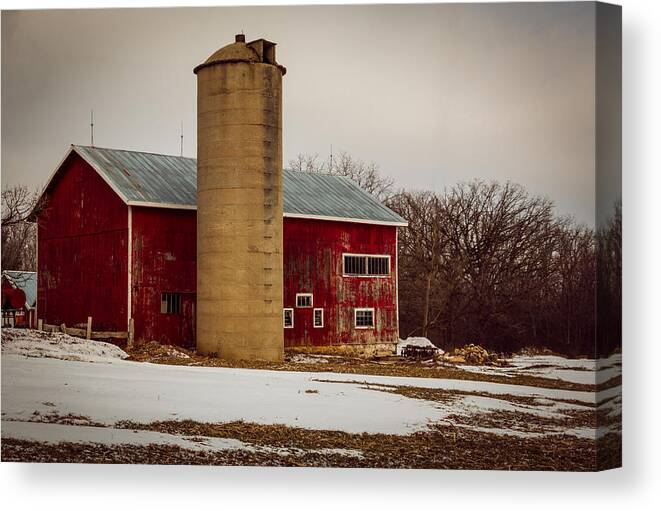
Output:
[
  {"xmin": 313, "ymin": 308, "xmax": 324, "ymax": 328},
  {"xmin": 296, "ymin": 293, "xmax": 313, "ymax": 308},
  {"xmin": 354, "ymin": 307, "xmax": 375, "ymax": 329},
  {"xmin": 283, "ymin": 308, "xmax": 294, "ymax": 329},
  {"xmin": 342, "ymin": 253, "xmax": 391, "ymax": 278}
]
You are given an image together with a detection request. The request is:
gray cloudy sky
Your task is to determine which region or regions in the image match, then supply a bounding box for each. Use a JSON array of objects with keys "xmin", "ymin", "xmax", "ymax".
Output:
[{"xmin": 2, "ymin": 2, "xmax": 598, "ymax": 224}]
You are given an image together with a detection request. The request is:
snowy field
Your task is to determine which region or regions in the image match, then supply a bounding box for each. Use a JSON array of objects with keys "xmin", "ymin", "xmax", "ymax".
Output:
[
  {"xmin": 1, "ymin": 329, "xmax": 621, "ymax": 463},
  {"xmin": 459, "ymin": 354, "xmax": 622, "ymax": 386}
]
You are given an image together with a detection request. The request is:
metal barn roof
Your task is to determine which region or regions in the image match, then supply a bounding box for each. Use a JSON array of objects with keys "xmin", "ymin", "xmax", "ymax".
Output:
[
  {"xmin": 73, "ymin": 145, "xmax": 198, "ymax": 209},
  {"xmin": 2, "ymin": 271, "xmax": 37, "ymax": 309},
  {"xmin": 48, "ymin": 145, "xmax": 406, "ymax": 226}
]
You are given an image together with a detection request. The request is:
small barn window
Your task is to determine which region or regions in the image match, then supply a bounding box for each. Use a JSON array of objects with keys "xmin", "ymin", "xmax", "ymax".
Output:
[
  {"xmin": 343, "ymin": 254, "xmax": 390, "ymax": 276},
  {"xmin": 313, "ymin": 308, "xmax": 324, "ymax": 328},
  {"xmin": 283, "ymin": 308, "xmax": 294, "ymax": 328},
  {"xmin": 343, "ymin": 255, "xmax": 366, "ymax": 275},
  {"xmin": 354, "ymin": 308, "xmax": 375, "ymax": 329},
  {"xmin": 161, "ymin": 293, "xmax": 182, "ymax": 314},
  {"xmin": 296, "ymin": 293, "xmax": 313, "ymax": 308},
  {"xmin": 367, "ymin": 256, "xmax": 390, "ymax": 276}
]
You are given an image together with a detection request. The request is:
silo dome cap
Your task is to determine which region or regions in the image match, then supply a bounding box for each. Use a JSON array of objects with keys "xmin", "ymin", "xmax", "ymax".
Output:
[{"xmin": 194, "ymin": 35, "xmax": 286, "ymax": 75}]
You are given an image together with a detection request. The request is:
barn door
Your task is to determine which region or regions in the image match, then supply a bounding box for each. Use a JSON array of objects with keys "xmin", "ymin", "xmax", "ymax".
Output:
[{"xmin": 181, "ymin": 294, "xmax": 196, "ymax": 348}]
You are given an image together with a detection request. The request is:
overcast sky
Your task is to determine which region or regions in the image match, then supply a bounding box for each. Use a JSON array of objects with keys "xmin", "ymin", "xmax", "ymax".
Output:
[{"xmin": 2, "ymin": 2, "xmax": 600, "ymax": 224}]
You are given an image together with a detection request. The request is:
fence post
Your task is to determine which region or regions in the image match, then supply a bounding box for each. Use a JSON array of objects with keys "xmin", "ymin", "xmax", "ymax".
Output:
[
  {"xmin": 127, "ymin": 318, "xmax": 134, "ymax": 348},
  {"xmin": 37, "ymin": 319, "xmax": 43, "ymax": 331},
  {"xmin": 86, "ymin": 316, "xmax": 92, "ymax": 340}
]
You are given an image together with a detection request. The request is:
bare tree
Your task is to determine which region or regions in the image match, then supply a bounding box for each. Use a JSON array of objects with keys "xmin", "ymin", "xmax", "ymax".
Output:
[
  {"xmin": 1, "ymin": 185, "xmax": 45, "ymax": 271},
  {"xmin": 288, "ymin": 151, "xmax": 394, "ymax": 201},
  {"xmin": 387, "ymin": 191, "xmax": 448, "ymax": 338},
  {"xmin": 287, "ymin": 153, "xmax": 328, "ymax": 173},
  {"xmin": 390, "ymin": 180, "xmax": 603, "ymax": 355},
  {"xmin": 596, "ymin": 200, "xmax": 622, "ymax": 356},
  {"xmin": 550, "ymin": 221, "xmax": 596, "ymax": 353}
]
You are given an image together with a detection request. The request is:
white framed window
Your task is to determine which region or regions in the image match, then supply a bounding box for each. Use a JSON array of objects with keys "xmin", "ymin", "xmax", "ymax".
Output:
[
  {"xmin": 354, "ymin": 308, "xmax": 375, "ymax": 329},
  {"xmin": 283, "ymin": 308, "xmax": 294, "ymax": 328},
  {"xmin": 343, "ymin": 254, "xmax": 390, "ymax": 277},
  {"xmin": 313, "ymin": 308, "xmax": 324, "ymax": 328},
  {"xmin": 296, "ymin": 293, "xmax": 313, "ymax": 308},
  {"xmin": 160, "ymin": 292, "xmax": 182, "ymax": 314}
]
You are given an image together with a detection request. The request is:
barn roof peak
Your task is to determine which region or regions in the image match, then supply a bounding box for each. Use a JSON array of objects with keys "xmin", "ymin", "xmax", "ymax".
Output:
[{"xmin": 39, "ymin": 145, "xmax": 407, "ymax": 227}]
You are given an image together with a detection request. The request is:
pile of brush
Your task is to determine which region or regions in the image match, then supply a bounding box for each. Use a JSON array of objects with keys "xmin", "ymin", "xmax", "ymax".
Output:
[{"xmin": 446, "ymin": 343, "xmax": 498, "ymax": 365}]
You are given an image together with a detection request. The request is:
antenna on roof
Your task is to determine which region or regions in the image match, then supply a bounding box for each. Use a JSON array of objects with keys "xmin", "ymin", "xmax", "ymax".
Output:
[
  {"xmin": 330, "ymin": 144, "xmax": 333, "ymax": 173},
  {"xmin": 90, "ymin": 110, "xmax": 95, "ymax": 147},
  {"xmin": 179, "ymin": 121, "xmax": 184, "ymax": 157}
]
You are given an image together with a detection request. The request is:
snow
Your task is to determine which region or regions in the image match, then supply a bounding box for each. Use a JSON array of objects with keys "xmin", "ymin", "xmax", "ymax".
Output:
[
  {"xmin": 0, "ymin": 420, "xmax": 364, "ymax": 458},
  {"xmin": 312, "ymin": 369, "xmax": 597, "ymax": 403},
  {"xmin": 1, "ymin": 420, "xmax": 251, "ymax": 452},
  {"xmin": 1, "ymin": 329, "xmax": 620, "ymax": 449},
  {"xmin": 459, "ymin": 354, "xmax": 622, "ymax": 385},
  {"xmin": 396, "ymin": 337, "xmax": 442, "ymax": 355},
  {"xmin": 1, "ymin": 328, "xmax": 128, "ymax": 363},
  {"xmin": 2, "ymin": 353, "xmax": 604, "ymax": 441},
  {"xmin": 1, "ymin": 355, "xmax": 447, "ymax": 435}
]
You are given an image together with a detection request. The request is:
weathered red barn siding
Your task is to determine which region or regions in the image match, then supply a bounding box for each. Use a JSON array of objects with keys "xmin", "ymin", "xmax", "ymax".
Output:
[
  {"xmin": 131, "ymin": 206, "xmax": 197, "ymax": 347},
  {"xmin": 283, "ymin": 217, "xmax": 398, "ymax": 349},
  {"xmin": 36, "ymin": 151, "xmax": 401, "ymax": 350},
  {"xmin": 37, "ymin": 154, "xmax": 128, "ymax": 330}
]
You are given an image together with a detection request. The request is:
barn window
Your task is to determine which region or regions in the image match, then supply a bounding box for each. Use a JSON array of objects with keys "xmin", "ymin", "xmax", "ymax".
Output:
[
  {"xmin": 343, "ymin": 254, "xmax": 390, "ymax": 276},
  {"xmin": 343, "ymin": 255, "xmax": 366, "ymax": 275},
  {"xmin": 313, "ymin": 308, "xmax": 324, "ymax": 328},
  {"xmin": 354, "ymin": 308, "xmax": 375, "ymax": 329},
  {"xmin": 283, "ymin": 308, "xmax": 294, "ymax": 328},
  {"xmin": 367, "ymin": 256, "xmax": 390, "ymax": 276},
  {"xmin": 161, "ymin": 293, "xmax": 182, "ymax": 314},
  {"xmin": 296, "ymin": 293, "xmax": 313, "ymax": 308}
]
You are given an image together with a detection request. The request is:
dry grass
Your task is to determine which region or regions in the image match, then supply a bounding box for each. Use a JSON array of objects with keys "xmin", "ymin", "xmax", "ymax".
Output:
[
  {"xmin": 1, "ymin": 418, "xmax": 621, "ymax": 470},
  {"xmin": 125, "ymin": 342, "xmax": 600, "ymax": 392},
  {"xmin": 313, "ymin": 378, "xmax": 595, "ymax": 409},
  {"xmin": 446, "ymin": 409, "xmax": 597, "ymax": 434}
]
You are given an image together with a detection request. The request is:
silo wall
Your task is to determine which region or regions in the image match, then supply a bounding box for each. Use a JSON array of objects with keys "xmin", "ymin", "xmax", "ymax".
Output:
[{"xmin": 196, "ymin": 55, "xmax": 284, "ymax": 361}]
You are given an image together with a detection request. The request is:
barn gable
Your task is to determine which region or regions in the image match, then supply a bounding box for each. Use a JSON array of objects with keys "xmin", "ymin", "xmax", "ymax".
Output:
[{"xmin": 40, "ymin": 146, "xmax": 407, "ymax": 226}]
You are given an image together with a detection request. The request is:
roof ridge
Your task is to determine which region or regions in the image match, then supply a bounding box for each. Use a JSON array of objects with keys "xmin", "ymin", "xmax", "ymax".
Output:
[{"xmin": 74, "ymin": 145, "xmax": 196, "ymax": 161}]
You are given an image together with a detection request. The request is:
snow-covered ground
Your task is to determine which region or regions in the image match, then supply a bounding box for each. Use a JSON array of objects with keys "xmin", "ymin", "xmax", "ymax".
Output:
[
  {"xmin": 1, "ymin": 328, "xmax": 128, "ymax": 363},
  {"xmin": 1, "ymin": 329, "xmax": 621, "ymax": 455},
  {"xmin": 459, "ymin": 354, "xmax": 622, "ymax": 386}
]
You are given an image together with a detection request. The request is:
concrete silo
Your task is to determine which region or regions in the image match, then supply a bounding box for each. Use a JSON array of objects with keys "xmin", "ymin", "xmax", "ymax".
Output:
[{"xmin": 194, "ymin": 34, "xmax": 286, "ymax": 361}]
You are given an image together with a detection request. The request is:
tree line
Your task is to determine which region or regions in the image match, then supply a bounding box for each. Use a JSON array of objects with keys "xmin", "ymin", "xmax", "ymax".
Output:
[
  {"xmin": 2, "ymin": 153, "xmax": 621, "ymax": 356},
  {"xmin": 290, "ymin": 152, "xmax": 621, "ymax": 357}
]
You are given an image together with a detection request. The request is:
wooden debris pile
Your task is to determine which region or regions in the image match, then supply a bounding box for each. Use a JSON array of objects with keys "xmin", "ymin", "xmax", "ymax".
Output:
[{"xmin": 446, "ymin": 343, "xmax": 498, "ymax": 365}]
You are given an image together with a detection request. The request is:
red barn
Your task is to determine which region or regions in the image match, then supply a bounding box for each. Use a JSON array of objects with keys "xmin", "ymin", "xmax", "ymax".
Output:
[
  {"xmin": 35, "ymin": 145, "xmax": 407, "ymax": 355},
  {"xmin": 2, "ymin": 270, "xmax": 37, "ymax": 328}
]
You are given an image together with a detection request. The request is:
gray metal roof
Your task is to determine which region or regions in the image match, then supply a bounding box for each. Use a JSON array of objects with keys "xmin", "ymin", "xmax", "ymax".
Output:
[
  {"xmin": 2, "ymin": 271, "xmax": 37, "ymax": 309},
  {"xmin": 65, "ymin": 146, "xmax": 406, "ymax": 225},
  {"xmin": 282, "ymin": 170, "xmax": 405, "ymax": 224},
  {"xmin": 73, "ymin": 145, "xmax": 197, "ymax": 207}
]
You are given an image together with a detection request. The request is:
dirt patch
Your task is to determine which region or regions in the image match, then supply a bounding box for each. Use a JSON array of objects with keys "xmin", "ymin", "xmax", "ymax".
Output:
[
  {"xmin": 597, "ymin": 376, "xmax": 622, "ymax": 391},
  {"xmin": 446, "ymin": 409, "xmax": 597, "ymax": 434},
  {"xmin": 1, "ymin": 418, "xmax": 621, "ymax": 470},
  {"xmin": 21, "ymin": 411, "xmax": 105, "ymax": 428}
]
